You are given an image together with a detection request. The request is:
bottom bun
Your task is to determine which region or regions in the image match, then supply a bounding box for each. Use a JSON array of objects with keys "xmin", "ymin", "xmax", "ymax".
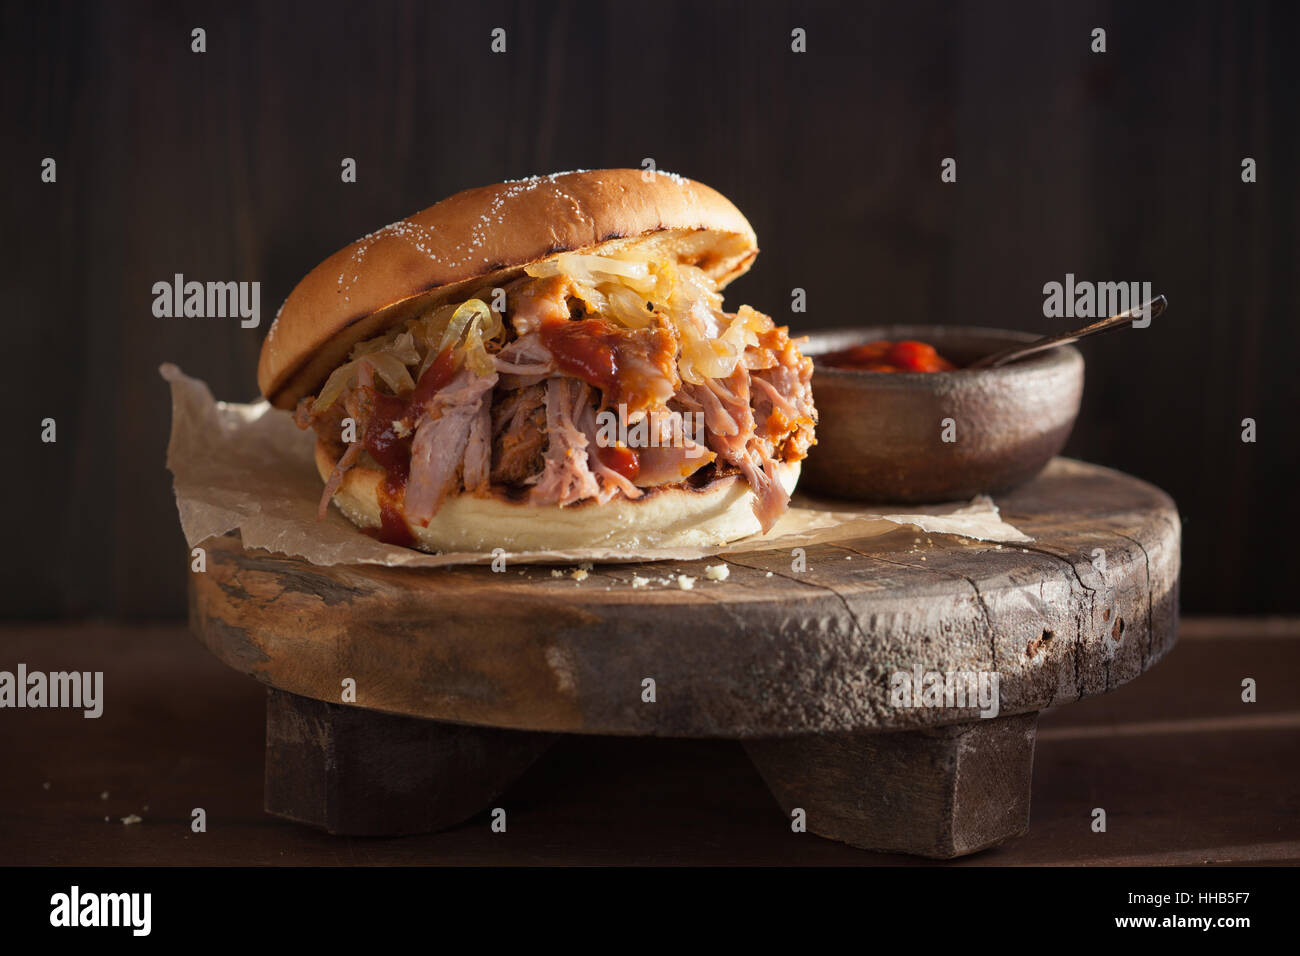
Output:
[{"xmin": 315, "ymin": 440, "xmax": 801, "ymax": 553}]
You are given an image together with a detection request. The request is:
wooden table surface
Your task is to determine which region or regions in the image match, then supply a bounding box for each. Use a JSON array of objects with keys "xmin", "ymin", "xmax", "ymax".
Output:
[{"xmin": 2, "ymin": 618, "xmax": 1297, "ymax": 866}]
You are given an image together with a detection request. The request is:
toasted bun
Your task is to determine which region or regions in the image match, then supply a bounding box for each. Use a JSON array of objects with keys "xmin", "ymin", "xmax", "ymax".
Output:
[
  {"xmin": 260, "ymin": 169, "xmax": 758, "ymax": 410},
  {"xmin": 315, "ymin": 440, "xmax": 799, "ymax": 553}
]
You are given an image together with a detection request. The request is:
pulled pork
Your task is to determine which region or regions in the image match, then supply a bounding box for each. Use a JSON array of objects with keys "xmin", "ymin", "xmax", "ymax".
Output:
[{"xmin": 293, "ymin": 252, "xmax": 816, "ymax": 536}]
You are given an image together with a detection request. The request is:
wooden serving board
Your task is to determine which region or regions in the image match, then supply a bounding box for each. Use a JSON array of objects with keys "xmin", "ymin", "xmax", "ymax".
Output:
[{"xmin": 188, "ymin": 457, "xmax": 1180, "ymax": 857}]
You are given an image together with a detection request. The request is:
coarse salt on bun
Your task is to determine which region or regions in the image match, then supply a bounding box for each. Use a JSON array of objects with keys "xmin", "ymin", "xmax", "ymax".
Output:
[{"xmin": 259, "ymin": 169, "xmax": 758, "ymax": 410}]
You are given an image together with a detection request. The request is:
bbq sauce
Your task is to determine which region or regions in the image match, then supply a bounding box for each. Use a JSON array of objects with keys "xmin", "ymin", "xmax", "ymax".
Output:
[
  {"xmin": 595, "ymin": 443, "xmax": 639, "ymax": 481},
  {"xmin": 359, "ymin": 349, "xmax": 457, "ymax": 547},
  {"xmin": 821, "ymin": 340, "xmax": 957, "ymax": 373},
  {"xmin": 410, "ymin": 347, "xmax": 458, "ymax": 405},
  {"xmin": 361, "ymin": 392, "xmax": 414, "ymax": 547},
  {"xmin": 539, "ymin": 317, "xmax": 673, "ymax": 413}
]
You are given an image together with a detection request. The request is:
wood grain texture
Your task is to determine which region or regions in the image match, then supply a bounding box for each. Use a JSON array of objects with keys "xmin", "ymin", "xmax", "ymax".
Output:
[{"xmin": 188, "ymin": 458, "xmax": 1180, "ymax": 737}]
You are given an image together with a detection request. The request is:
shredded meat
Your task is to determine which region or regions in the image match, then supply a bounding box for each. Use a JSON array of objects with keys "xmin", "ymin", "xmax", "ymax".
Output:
[
  {"xmin": 619, "ymin": 409, "xmax": 714, "ymax": 487},
  {"xmin": 462, "ymin": 398, "xmax": 493, "ymax": 495},
  {"xmin": 574, "ymin": 399, "xmax": 643, "ymax": 503},
  {"xmin": 313, "ymin": 359, "xmax": 374, "ymax": 518},
  {"xmin": 291, "ymin": 276, "xmax": 817, "ymax": 536},
  {"xmin": 738, "ymin": 450, "xmax": 789, "ymax": 532},
  {"xmin": 405, "ymin": 365, "xmax": 498, "ymax": 525},
  {"xmin": 490, "ymin": 385, "xmax": 547, "ymax": 486},
  {"xmin": 493, "ymin": 333, "xmax": 555, "ymax": 388},
  {"xmin": 318, "ymin": 441, "xmax": 361, "ymax": 520},
  {"xmin": 682, "ymin": 356, "xmax": 809, "ymax": 532},
  {"xmin": 753, "ymin": 338, "xmax": 817, "ymax": 461},
  {"xmin": 507, "ymin": 274, "xmax": 578, "ymax": 335},
  {"xmin": 530, "ymin": 377, "xmax": 600, "ymax": 506}
]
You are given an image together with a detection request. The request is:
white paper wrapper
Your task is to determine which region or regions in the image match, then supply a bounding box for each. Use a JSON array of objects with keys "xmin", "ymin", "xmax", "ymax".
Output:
[{"xmin": 161, "ymin": 364, "xmax": 1030, "ymax": 567}]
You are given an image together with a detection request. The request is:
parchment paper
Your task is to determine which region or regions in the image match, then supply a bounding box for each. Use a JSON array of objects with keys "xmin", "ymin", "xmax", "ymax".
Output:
[{"xmin": 161, "ymin": 363, "xmax": 1031, "ymax": 567}]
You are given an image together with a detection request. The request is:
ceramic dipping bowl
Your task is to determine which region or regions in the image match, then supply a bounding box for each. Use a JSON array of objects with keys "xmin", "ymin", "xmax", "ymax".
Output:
[{"xmin": 800, "ymin": 325, "xmax": 1084, "ymax": 503}]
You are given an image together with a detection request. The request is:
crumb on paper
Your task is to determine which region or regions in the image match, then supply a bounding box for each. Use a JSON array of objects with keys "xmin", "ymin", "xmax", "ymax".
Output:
[
  {"xmin": 677, "ymin": 575, "xmax": 696, "ymax": 590},
  {"xmin": 121, "ymin": 814, "xmax": 143, "ymax": 825},
  {"xmin": 631, "ymin": 575, "xmax": 650, "ymax": 588},
  {"xmin": 704, "ymin": 564, "xmax": 729, "ymax": 582}
]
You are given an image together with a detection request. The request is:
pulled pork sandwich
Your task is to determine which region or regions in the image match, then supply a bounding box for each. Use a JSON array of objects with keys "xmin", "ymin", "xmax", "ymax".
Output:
[{"xmin": 257, "ymin": 169, "xmax": 816, "ymax": 552}]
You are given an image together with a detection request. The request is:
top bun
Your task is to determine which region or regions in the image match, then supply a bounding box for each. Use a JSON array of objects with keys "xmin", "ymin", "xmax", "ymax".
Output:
[{"xmin": 258, "ymin": 169, "xmax": 759, "ymax": 409}]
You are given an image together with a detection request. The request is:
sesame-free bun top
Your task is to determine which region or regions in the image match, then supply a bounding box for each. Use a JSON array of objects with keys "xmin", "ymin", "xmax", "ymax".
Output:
[{"xmin": 258, "ymin": 169, "xmax": 759, "ymax": 409}]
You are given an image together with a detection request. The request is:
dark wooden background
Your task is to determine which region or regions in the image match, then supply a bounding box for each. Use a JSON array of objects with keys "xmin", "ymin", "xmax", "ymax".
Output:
[{"xmin": 3, "ymin": 0, "xmax": 1296, "ymax": 619}]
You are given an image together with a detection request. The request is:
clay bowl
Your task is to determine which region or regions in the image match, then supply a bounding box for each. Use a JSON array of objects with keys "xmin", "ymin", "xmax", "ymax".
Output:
[{"xmin": 800, "ymin": 325, "xmax": 1084, "ymax": 503}]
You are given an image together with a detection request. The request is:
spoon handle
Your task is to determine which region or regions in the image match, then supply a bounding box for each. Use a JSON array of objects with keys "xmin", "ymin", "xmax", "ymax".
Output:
[{"xmin": 967, "ymin": 295, "xmax": 1167, "ymax": 370}]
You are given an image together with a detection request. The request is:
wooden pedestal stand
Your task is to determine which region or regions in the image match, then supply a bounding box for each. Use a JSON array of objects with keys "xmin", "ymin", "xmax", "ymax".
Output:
[{"xmin": 189, "ymin": 458, "xmax": 1178, "ymax": 858}]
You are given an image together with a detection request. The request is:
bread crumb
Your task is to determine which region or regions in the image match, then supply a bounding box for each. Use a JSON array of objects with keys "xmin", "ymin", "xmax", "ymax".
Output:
[
  {"xmin": 631, "ymin": 575, "xmax": 650, "ymax": 588},
  {"xmin": 704, "ymin": 564, "xmax": 729, "ymax": 581},
  {"xmin": 121, "ymin": 814, "xmax": 143, "ymax": 825},
  {"xmin": 392, "ymin": 420, "xmax": 412, "ymax": 438},
  {"xmin": 578, "ymin": 561, "xmax": 594, "ymax": 571},
  {"xmin": 765, "ymin": 571, "xmax": 773, "ymax": 577},
  {"xmin": 677, "ymin": 575, "xmax": 696, "ymax": 590},
  {"xmin": 42, "ymin": 782, "xmax": 50, "ymax": 791},
  {"xmin": 100, "ymin": 791, "xmax": 109, "ymax": 800},
  {"xmin": 571, "ymin": 568, "xmax": 589, "ymax": 582},
  {"xmin": 551, "ymin": 570, "xmax": 565, "ymax": 578}
]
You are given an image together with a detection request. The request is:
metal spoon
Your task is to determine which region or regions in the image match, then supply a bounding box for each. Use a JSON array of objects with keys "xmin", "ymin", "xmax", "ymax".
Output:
[{"xmin": 966, "ymin": 295, "xmax": 1167, "ymax": 369}]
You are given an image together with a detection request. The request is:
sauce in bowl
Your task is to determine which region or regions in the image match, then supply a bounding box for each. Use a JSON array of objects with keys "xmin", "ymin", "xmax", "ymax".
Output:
[{"xmin": 821, "ymin": 339, "xmax": 957, "ymax": 373}]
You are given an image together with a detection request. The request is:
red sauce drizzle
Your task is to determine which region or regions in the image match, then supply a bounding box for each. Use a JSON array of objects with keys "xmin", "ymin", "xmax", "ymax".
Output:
[
  {"xmin": 358, "ymin": 349, "xmax": 457, "ymax": 548},
  {"xmin": 410, "ymin": 348, "xmax": 458, "ymax": 406},
  {"xmin": 539, "ymin": 317, "xmax": 673, "ymax": 413},
  {"xmin": 541, "ymin": 318, "xmax": 619, "ymax": 391},
  {"xmin": 595, "ymin": 443, "xmax": 639, "ymax": 481}
]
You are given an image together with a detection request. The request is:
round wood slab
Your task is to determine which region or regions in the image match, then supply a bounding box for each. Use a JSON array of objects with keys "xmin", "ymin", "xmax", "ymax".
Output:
[{"xmin": 189, "ymin": 458, "xmax": 1179, "ymax": 738}]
